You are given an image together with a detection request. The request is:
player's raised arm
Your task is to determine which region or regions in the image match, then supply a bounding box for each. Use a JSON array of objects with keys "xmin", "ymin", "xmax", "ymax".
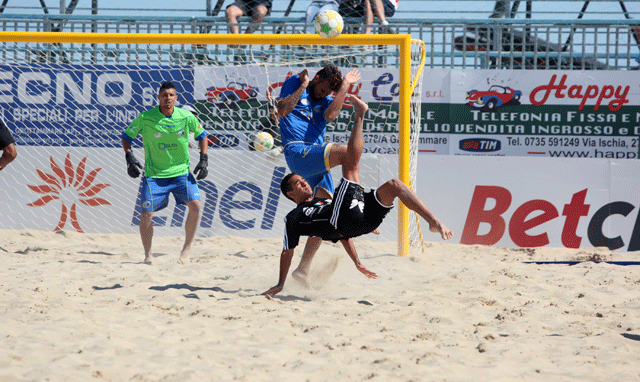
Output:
[
  {"xmin": 324, "ymin": 68, "xmax": 361, "ymax": 123},
  {"xmin": 262, "ymin": 248, "xmax": 296, "ymax": 296},
  {"xmin": 277, "ymin": 70, "xmax": 309, "ymax": 118}
]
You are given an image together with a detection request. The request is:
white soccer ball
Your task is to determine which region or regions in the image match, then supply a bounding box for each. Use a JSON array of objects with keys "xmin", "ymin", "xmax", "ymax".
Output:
[
  {"xmin": 314, "ymin": 10, "xmax": 344, "ymax": 39},
  {"xmin": 253, "ymin": 131, "xmax": 274, "ymax": 152}
]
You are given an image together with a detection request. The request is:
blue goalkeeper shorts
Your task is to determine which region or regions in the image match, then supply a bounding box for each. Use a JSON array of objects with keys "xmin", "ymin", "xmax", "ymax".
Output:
[
  {"xmin": 284, "ymin": 141, "xmax": 336, "ymax": 197},
  {"xmin": 139, "ymin": 173, "xmax": 200, "ymax": 213}
]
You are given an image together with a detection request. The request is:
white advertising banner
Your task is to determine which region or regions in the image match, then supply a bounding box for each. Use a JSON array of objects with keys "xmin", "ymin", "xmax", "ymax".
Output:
[
  {"xmin": 2, "ymin": 148, "xmax": 638, "ymax": 252},
  {"xmin": 0, "ymin": 147, "xmax": 400, "ymax": 242},
  {"xmin": 423, "ymin": 69, "xmax": 640, "ymax": 158},
  {"xmin": 0, "ymin": 148, "xmax": 290, "ymax": 238},
  {"xmin": 414, "ymin": 155, "xmax": 640, "ymax": 252}
]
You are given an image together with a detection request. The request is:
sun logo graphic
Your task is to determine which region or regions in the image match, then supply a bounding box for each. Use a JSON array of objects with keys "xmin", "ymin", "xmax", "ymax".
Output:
[{"xmin": 27, "ymin": 153, "xmax": 111, "ymax": 233}]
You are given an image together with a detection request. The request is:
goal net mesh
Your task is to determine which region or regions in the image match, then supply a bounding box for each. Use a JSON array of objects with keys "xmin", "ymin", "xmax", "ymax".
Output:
[{"xmin": 0, "ymin": 34, "xmax": 427, "ymax": 255}]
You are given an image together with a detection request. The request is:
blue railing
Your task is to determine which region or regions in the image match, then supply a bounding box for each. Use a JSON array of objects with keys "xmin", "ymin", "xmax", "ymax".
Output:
[{"xmin": 0, "ymin": 14, "xmax": 638, "ymax": 69}]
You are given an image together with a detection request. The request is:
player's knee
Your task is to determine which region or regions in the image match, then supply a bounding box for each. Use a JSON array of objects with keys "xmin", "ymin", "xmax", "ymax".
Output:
[
  {"xmin": 188, "ymin": 199, "xmax": 202, "ymax": 213},
  {"xmin": 226, "ymin": 7, "xmax": 240, "ymax": 19},
  {"xmin": 389, "ymin": 178, "xmax": 404, "ymax": 189},
  {"xmin": 255, "ymin": 6, "xmax": 268, "ymax": 17},
  {"xmin": 386, "ymin": 178, "xmax": 406, "ymax": 195},
  {"xmin": 140, "ymin": 212, "xmax": 154, "ymax": 224}
]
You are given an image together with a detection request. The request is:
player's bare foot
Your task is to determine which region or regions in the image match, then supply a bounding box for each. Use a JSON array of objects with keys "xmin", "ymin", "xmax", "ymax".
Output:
[
  {"xmin": 372, "ymin": 228, "xmax": 381, "ymax": 235},
  {"xmin": 143, "ymin": 256, "xmax": 153, "ymax": 265},
  {"xmin": 292, "ymin": 268, "xmax": 311, "ymax": 289},
  {"xmin": 179, "ymin": 247, "xmax": 190, "ymax": 264},
  {"xmin": 430, "ymin": 221, "xmax": 453, "ymax": 240},
  {"xmin": 349, "ymin": 95, "xmax": 368, "ymax": 116}
]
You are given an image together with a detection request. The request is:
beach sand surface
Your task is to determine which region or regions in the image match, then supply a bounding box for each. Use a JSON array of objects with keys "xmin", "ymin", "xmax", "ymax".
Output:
[{"xmin": 1, "ymin": 229, "xmax": 639, "ymax": 381}]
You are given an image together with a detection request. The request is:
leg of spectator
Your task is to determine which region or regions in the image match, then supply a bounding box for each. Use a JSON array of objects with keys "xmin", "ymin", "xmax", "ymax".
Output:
[
  {"xmin": 370, "ymin": 0, "xmax": 388, "ymax": 27},
  {"xmin": 363, "ymin": 0, "xmax": 374, "ymax": 34},
  {"xmin": 246, "ymin": 5, "xmax": 268, "ymax": 34},
  {"xmin": 226, "ymin": 5, "xmax": 244, "ymax": 34},
  {"xmin": 306, "ymin": 2, "xmax": 321, "ymax": 34}
]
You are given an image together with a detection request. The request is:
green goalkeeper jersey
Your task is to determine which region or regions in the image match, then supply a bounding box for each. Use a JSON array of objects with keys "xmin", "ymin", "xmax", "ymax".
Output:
[{"xmin": 124, "ymin": 106, "xmax": 205, "ymax": 178}]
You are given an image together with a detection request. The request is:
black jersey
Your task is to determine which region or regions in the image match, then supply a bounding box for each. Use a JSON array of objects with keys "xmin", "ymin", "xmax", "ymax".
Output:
[
  {"xmin": 0, "ymin": 118, "xmax": 15, "ymax": 150},
  {"xmin": 282, "ymin": 178, "xmax": 393, "ymax": 250},
  {"xmin": 283, "ymin": 198, "xmax": 342, "ymax": 250}
]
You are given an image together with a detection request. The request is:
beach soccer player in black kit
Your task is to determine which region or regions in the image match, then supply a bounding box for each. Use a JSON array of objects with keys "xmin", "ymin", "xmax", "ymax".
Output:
[{"xmin": 262, "ymin": 95, "xmax": 453, "ymax": 297}]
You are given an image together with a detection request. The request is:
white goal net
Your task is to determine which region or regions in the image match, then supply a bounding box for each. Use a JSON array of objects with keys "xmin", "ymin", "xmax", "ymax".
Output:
[{"xmin": 0, "ymin": 33, "xmax": 426, "ymax": 255}]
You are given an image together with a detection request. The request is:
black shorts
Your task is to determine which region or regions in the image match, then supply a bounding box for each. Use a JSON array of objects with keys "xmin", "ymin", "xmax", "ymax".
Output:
[
  {"xmin": 330, "ymin": 178, "xmax": 392, "ymax": 239},
  {"xmin": 227, "ymin": 0, "xmax": 272, "ymax": 16},
  {"xmin": 0, "ymin": 119, "xmax": 15, "ymax": 150},
  {"xmin": 381, "ymin": 0, "xmax": 396, "ymax": 17},
  {"xmin": 339, "ymin": 0, "xmax": 364, "ymax": 19}
]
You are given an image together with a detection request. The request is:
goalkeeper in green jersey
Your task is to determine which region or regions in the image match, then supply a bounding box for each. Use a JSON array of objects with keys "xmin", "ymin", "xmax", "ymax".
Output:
[{"xmin": 121, "ymin": 81, "xmax": 209, "ymax": 265}]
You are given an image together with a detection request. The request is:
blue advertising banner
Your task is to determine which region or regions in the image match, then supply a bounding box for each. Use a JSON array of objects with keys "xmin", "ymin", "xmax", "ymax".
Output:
[{"xmin": 0, "ymin": 64, "xmax": 194, "ymax": 147}]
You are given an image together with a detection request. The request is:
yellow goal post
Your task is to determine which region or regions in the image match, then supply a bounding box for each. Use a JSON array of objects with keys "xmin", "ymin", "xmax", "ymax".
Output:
[{"xmin": 0, "ymin": 31, "xmax": 427, "ymax": 257}]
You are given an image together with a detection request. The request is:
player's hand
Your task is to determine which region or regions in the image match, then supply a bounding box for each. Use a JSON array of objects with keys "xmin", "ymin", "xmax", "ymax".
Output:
[
  {"xmin": 355, "ymin": 262, "xmax": 378, "ymax": 279},
  {"xmin": 125, "ymin": 151, "xmax": 142, "ymax": 178},
  {"xmin": 193, "ymin": 152, "xmax": 208, "ymax": 180},
  {"xmin": 262, "ymin": 284, "xmax": 283, "ymax": 297},
  {"xmin": 299, "ymin": 69, "xmax": 309, "ymax": 88},
  {"xmin": 343, "ymin": 69, "xmax": 361, "ymax": 86},
  {"xmin": 430, "ymin": 220, "xmax": 454, "ymax": 240}
]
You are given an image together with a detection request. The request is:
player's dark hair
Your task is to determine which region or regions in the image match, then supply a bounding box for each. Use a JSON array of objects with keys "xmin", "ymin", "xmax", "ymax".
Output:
[
  {"xmin": 280, "ymin": 172, "xmax": 297, "ymax": 202},
  {"xmin": 159, "ymin": 81, "xmax": 176, "ymax": 93},
  {"xmin": 317, "ymin": 64, "xmax": 343, "ymax": 92}
]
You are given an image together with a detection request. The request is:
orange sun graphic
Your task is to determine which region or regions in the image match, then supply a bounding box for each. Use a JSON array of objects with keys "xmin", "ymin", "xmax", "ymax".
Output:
[{"xmin": 27, "ymin": 153, "xmax": 111, "ymax": 233}]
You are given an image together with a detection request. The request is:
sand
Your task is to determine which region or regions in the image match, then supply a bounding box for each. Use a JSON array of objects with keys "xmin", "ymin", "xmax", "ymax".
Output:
[{"xmin": 1, "ymin": 229, "xmax": 639, "ymax": 381}]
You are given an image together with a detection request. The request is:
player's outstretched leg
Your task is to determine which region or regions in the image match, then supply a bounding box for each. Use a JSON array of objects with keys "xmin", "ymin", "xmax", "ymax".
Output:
[
  {"xmin": 342, "ymin": 95, "xmax": 368, "ymax": 183},
  {"xmin": 375, "ymin": 178, "xmax": 453, "ymax": 240}
]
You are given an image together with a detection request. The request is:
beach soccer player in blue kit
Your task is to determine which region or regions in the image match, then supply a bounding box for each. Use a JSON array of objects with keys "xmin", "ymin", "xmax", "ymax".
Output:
[
  {"xmin": 277, "ymin": 64, "xmax": 363, "ymax": 285},
  {"xmin": 262, "ymin": 96, "xmax": 454, "ymax": 297}
]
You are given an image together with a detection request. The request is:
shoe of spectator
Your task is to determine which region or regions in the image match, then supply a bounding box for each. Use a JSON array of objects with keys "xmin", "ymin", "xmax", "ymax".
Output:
[{"xmin": 379, "ymin": 25, "xmax": 397, "ymax": 34}]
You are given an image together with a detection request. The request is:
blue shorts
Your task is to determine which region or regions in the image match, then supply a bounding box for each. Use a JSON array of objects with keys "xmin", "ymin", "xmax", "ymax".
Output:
[
  {"xmin": 284, "ymin": 141, "xmax": 335, "ymax": 196},
  {"xmin": 139, "ymin": 173, "xmax": 200, "ymax": 213}
]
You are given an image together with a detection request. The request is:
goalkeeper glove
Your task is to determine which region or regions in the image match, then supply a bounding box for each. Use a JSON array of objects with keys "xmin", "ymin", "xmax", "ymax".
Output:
[
  {"xmin": 193, "ymin": 152, "xmax": 208, "ymax": 180},
  {"xmin": 125, "ymin": 151, "xmax": 143, "ymax": 178}
]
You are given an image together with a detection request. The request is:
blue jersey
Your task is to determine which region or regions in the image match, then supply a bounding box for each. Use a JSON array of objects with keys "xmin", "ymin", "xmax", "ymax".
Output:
[{"xmin": 278, "ymin": 74, "xmax": 333, "ymax": 146}]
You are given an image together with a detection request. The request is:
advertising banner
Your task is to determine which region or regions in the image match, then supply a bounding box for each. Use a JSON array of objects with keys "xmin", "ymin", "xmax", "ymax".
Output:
[
  {"xmin": 0, "ymin": 147, "xmax": 399, "ymax": 242},
  {"xmin": 0, "ymin": 64, "xmax": 194, "ymax": 148},
  {"xmin": 414, "ymin": 155, "xmax": 640, "ymax": 253},
  {"xmin": 421, "ymin": 70, "xmax": 640, "ymax": 158},
  {"xmin": 193, "ymin": 66, "xmax": 409, "ymax": 154},
  {"xmin": 3, "ymin": 148, "xmax": 637, "ymax": 252}
]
